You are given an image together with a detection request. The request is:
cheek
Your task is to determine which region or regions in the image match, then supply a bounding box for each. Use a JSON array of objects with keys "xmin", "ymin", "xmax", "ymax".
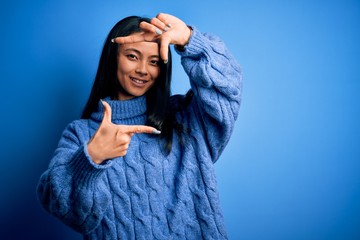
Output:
[
  {"xmin": 117, "ymin": 57, "xmax": 132, "ymax": 76},
  {"xmin": 150, "ymin": 68, "xmax": 161, "ymax": 80}
]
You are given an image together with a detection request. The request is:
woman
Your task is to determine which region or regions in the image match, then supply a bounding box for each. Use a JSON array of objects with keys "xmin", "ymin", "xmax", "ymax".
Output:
[{"xmin": 37, "ymin": 13, "xmax": 242, "ymax": 239}]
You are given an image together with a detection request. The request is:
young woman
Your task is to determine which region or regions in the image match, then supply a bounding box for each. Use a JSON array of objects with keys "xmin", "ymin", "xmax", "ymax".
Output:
[{"xmin": 37, "ymin": 13, "xmax": 242, "ymax": 239}]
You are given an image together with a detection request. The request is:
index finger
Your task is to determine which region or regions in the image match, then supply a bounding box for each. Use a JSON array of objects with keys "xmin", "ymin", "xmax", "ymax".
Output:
[
  {"xmin": 120, "ymin": 125, "xmax": 161, "ymax": 135},
  {"xmin": 112, "ymin": 34, "xmax": 147, "ymax": 44}
]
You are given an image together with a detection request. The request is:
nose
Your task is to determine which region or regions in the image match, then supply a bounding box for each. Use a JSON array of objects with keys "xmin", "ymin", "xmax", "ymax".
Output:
[{"xmin": 135, "ymin": 60, "xmax": 148, "ymax": 76}]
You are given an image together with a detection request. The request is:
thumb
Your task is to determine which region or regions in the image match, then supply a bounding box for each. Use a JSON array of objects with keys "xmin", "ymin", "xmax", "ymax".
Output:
[{"xmin": 101, "ymin": 100, "xmax": 112, "ymax": 123}]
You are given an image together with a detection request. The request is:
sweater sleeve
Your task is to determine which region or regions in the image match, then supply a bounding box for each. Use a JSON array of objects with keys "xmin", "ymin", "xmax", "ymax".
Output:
[
  {"xmin": 37, "ymin": 120, "xmax": 113, "ymax": 234},
  {"xmin": 176, "ymin": 27, "xmax": 243, "ymax": 162}
]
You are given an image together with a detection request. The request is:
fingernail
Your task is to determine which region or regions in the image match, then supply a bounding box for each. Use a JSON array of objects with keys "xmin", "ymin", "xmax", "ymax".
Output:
[
  {"xmin": 111, "ymin": 38, "xmax": 115, "ymax": 43},
  {"xmin": 163, "ymin": 59, "xmax": 168, "ymax": 64},
  {"xmin": 155, "ymin": 28, "xmax": 162, "ymax": 35},
  {"xmin": 167, "ymin": 23, "xmax": 172, "ymax": 28},
  {"xmin": 152, "ymin": 129, "xmax": 161, "ymax": 135},
  {"xmin": 164, "ymin": 26, "xmax": 169, "ymax": 32}
]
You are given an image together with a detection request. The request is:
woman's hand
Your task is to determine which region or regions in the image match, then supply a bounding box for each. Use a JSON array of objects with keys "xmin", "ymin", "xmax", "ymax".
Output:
[
  {"xmin": 112, "ymin": 13, "xmax": 192, "ymax": 63},
  {"xmin": 87, "ymin": 100, "xmax": 161, "ymax": 164}
]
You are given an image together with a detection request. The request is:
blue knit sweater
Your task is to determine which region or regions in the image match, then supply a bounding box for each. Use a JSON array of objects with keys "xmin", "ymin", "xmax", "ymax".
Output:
[{"xmin": 37, "ymin": 27, "xmax": 242, "ymax": 240}]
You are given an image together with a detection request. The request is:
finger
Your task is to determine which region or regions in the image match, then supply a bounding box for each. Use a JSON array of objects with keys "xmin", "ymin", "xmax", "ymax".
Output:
[
  {"xmin": 139, "ymin": 21, "xmax": 163, "ymax": 35},
  {"xmin": 160, "ymin": 36, "xmax": 171, "ymax": 63},
  {"xmin": 120, "ymin": 125, "xmax": 161, "ymax": 135},
  {"xmin": 116, "ymin": 130, "xmax": 132, "ymax": 144},
  {"xmin": 151, "ymin": 17, "xmax": 168, "ymax": 31},
  {"xmin": 114, "ymin": 145, "xmax": 128, "ymax": 157},
  {"xmin": 112, "ymin": 33, "xmax": 146, "ymax": 44},
  {"xmin": 156, "ymin": 13, "xmax": 170, "ymax": 25},
  {"xmin": 114, "ymin": 143, "xmax": 130, "ymax": 157},
  {"xmin": 119, "ymin": 143, "xmax": 130, "ymax": 152},
  {"xmin": 118, "ymin": 150, "xmax": 127, "ymax": 157},
  {"xmin": 101, "ymin": 100, "xmax": 112, "ymax": 123}
]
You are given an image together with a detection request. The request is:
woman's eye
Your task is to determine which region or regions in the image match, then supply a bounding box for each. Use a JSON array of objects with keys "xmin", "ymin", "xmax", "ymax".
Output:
[
  {"xmin": 127, "ymin": 54, "xmax": 137, "ymax": 60},
  {"xmin": 150, "ymin": 60, "xmax": 159, "ymax": 66}
]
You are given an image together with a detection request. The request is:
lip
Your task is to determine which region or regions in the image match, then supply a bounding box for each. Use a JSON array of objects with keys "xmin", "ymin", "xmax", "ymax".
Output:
[{"xmin": 130, "ymin": 76, "xmax": 149, "ymax": 86}]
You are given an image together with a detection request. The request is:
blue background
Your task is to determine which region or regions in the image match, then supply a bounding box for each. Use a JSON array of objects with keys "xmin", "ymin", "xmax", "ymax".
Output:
[{"xmin": 1, "ymin": 0, "xmax": 359, "ymax": 239}]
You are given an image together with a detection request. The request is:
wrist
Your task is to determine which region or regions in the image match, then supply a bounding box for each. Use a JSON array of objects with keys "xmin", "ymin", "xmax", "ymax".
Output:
[
  {"xmin": 87, "ymin": 142, "xmax": 102, "ymax": 165},
  {"xmin": 175, "ymin": 26, "xmax": 193, "ymax": 51}
]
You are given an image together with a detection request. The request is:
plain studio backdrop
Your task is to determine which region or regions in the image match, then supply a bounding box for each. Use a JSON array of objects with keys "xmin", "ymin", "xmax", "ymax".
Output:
[{"xmin": 0, "ymin": 0, "xmax": 359, "ymax": 239}]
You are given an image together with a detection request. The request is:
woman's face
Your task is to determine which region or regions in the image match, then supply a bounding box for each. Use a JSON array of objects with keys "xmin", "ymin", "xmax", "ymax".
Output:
[{"xmin": 116, "ymin": 34, "xmax": 161, "ymax": 100}]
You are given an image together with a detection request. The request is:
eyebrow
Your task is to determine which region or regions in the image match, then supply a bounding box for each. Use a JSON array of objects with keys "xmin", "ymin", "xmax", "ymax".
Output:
[{"xmin": 123, "ymin": 48, "xmax": 160, "ymax": 59}]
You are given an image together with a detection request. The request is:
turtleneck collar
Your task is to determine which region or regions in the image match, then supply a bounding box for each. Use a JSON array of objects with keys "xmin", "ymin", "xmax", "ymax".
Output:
[{"xmin": 90, "ymin": 96, "xmax": 147, "ymax": 124}]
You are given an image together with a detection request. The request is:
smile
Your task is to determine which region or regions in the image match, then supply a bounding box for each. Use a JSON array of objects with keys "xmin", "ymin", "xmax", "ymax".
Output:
[{"xmin": 130, "ymin": 77, "xmax": 148, "ymax": 85}]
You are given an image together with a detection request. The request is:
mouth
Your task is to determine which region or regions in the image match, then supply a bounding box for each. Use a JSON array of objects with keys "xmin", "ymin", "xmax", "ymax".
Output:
[{"xmin": 130, "ymin": 77, "xmax": 148, "ymax": 85}]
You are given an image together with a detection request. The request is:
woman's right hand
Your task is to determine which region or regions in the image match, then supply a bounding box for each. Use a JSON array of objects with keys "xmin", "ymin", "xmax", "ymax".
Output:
[
  {"xmin": 112, "ymin": 13, "xmax": 192, "ymax": 63},
  {"xmin": 87, "ymin": 100, "xmax": 161, "ymax": 164}
]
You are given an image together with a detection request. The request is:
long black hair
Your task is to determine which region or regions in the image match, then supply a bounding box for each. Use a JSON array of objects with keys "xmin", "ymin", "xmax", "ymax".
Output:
[{"xmin": 81, "ymin": 16, "xmax": 191, "ymax": 153}]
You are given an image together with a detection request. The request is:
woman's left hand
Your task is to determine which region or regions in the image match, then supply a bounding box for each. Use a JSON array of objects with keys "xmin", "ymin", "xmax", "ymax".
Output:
[{"xmin": 112, "ymin": 13, "xmax": 192, "ymax": 63}]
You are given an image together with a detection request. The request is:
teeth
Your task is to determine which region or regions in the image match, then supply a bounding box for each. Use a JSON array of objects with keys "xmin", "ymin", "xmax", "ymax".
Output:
[{"xmin": 132, "ymin": 78, "xmax": 146, "ymax": 84}]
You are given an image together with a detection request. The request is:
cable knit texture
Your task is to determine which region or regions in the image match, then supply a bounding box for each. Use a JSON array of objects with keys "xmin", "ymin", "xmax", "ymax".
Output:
[{"xmin": 37, "ymin": 27, "xmax": 242, "ymax": 240}]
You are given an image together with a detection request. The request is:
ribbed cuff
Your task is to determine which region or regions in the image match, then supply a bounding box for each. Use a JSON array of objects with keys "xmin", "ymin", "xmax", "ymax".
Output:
[{"xmin": 68, "ymin": 144, "xmax": 113, "ymax": 185}]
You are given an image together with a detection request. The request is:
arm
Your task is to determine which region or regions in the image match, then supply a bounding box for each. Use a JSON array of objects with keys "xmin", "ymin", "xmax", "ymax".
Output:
[
  {"xmin": 37, "ymin": 101, "xmax": 160, "ymax": 233},
  {"xmin": 112, "ymin": 13, "xmax": 242, "ymax": 161},
  {"xmin": 36, "ymin": 120, "xmax": 112, "ymax": 233},
  {"xmin": 176, "ymin": 27, "xmax": 243, "ymax": 162}
]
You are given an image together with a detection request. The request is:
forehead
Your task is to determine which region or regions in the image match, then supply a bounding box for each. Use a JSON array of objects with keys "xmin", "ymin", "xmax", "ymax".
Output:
[{"xmin": 119, "ymin": 39, "xmax": 159, "ymax": 56}]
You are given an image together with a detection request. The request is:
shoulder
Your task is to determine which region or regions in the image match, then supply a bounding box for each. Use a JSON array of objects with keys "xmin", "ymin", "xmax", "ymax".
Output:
[
  {"xmin": 66, "ymin": 119, "xmax": 89, "ymax": 130},
  {"xmin": 61, "ymin": 119, "xmax": 90, "ymax": 140}
]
